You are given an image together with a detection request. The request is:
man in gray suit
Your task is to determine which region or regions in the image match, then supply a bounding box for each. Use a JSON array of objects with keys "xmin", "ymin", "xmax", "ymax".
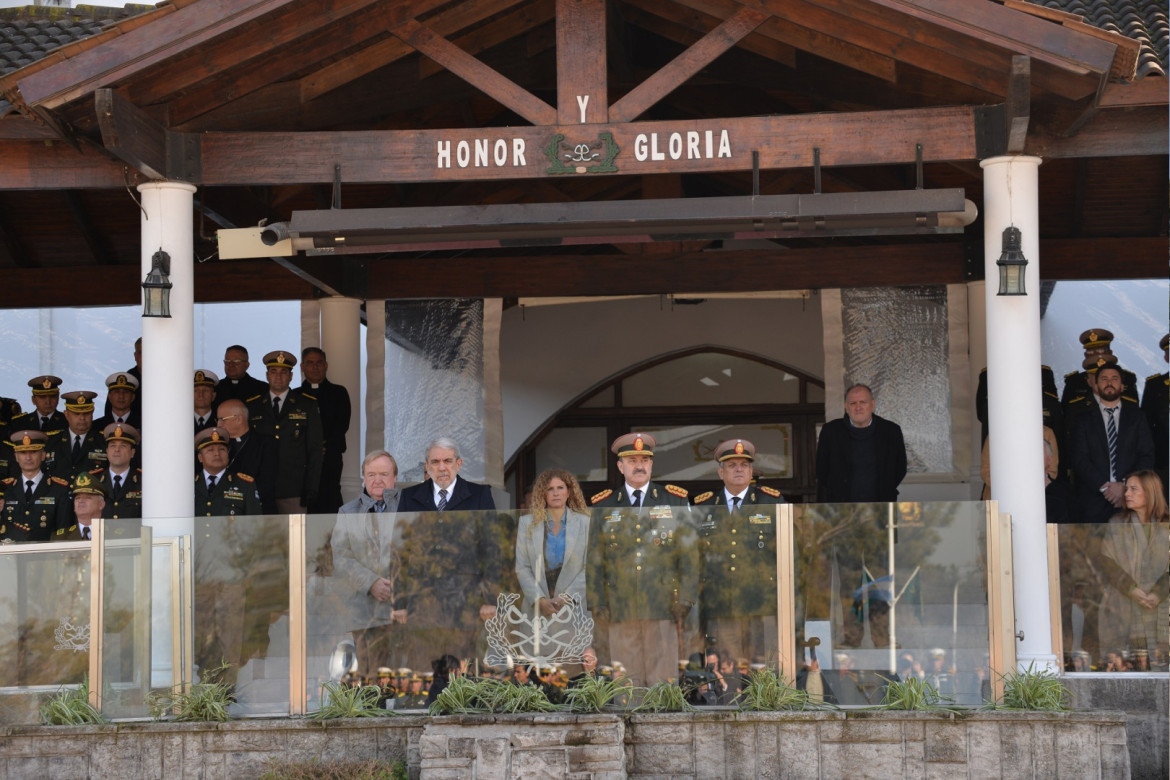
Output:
[{"xmin": 334, "ymin": 450, "xmax": 403, "ymax": 677}]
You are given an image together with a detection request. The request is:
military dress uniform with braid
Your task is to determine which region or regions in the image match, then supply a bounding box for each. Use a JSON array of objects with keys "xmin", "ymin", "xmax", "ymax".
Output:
[
  {"xmin": 692, "ymin": 486, "xmax": 784, "ymax": 665},
  {"xmin": 1, "ymin": 474, "xmax": 72, "ymax": 542},
  {"xmin": 43, "ymin": 429, "xmax": 108, "ymax": 480},
  {"xmin": 245, "ymin": 389, "xmax": 324, "ymax": 509},
  {"xmin": 194, "ymin": 472, "xmax": 262, "ymax": 516},
  {"xmin": 92, "ymin": 467, "xmax": 144, "ymax": 519}
]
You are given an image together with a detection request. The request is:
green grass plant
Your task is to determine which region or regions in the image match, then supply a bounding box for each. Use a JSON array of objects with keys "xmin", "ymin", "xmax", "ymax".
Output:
[
  {"xmin": 561, "ymin": 672, "xmax": 630, "ymax": 713},
  {"xmin": 877, "ymin": 676, "xmax": 953, "ymax": 711},
  {"xmin": 635, "ymin": 680, "xmax": 693, "ymax": 712},
  {"xmin": 310, "ymin": 680, "xmax": 393, "ymax": 719},
  {"xmin": 995, "ymin": 663, "xmax": 1071, "ymax": 711},
  {"xmin": 39, "ymin": 677, "xmax": 107, "ymax": 725},
  {"xmin": 735, "ymin": 667, "xmax": 814, "ymax": 711},
  {"xmin": 428, "ymin": 675, "xmax": 487, "ymax": 715},
  {"xmin": 476, "ymin": 677, "xmax": 558, "ymax": 714},
  {"xmin": 146, "ymin": 661, "xmax": 234, "ymax": 722}
]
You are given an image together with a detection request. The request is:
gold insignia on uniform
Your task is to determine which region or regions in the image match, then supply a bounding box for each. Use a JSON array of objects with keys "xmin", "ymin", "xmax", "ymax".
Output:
[
  {"xmin": 195, "ymin": 371, "xmax": 205, "ymax": 382},
  {"xmin": 114, "ymin": 425, "xmax": 124, "ymax": 438},
  {"xmin": 118, "ymin": 375, "xmax": 127, "ymax": 384},
  {"xmin": 211, "ymin": 430, "xmax": 222, "ymax": 442},
  {"xmin": 277, "ymin": 352, "xmax": 285, "ymax": 364},
  {"xmin": 590, "ymin": 489, "xmax": 613, "ymax": 505},
  {"xmin": 734, "ymin": 441, "xmax": 745, "ymax": 456},
  {"xmin": 41, "ymin": 378, "xmax": 52, "ymax": 390},
  {"xmin": 51, "ymin": 476, "xmax": 68, "ymax": 486},
  {"xmin": 693, "ymin": 491, "xmax": 714, "ymax": 504},
  {"xmin": 665, "ymin": 484, "xmax": 688, "ymax": 498},
  {"xmin": 634, "ymin": 436, "xmax": 644, "ymax": 451},
  {"xmin": 759, "ymin": 485, "xmax": 781, "ymax": 498},
  {"xmin": 21, "ymin": 434, "xmax": 30, "ymax": 447},
  {"xmin": 1088, "ymin": 331, "xmax": 1098, "ymax": 342},
  {"xmin": 236, "ymin": 473, "xmax": 255, "ymax": 483}
]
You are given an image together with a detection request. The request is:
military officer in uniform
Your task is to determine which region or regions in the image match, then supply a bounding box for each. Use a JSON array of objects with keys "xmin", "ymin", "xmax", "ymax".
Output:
[
  {"xmin": 246, "ymin": 350, "xmax": 323, "ymax": 514},
  {"xmin": 691, "ymin": 439, "xmax": 783, "ymax": 681},
  {"xmin": 300, "ymin": 347, "xmax": 350, "ymax": 513},
  {"xmin": 1141, "ymin": 334, "xmax": 1169, "ymax": 488},
  {"xmin": 10, "ymin": 375, "xmax": 65, "ymax": 433},
  {"xmin": 194, "ymin": 369, "xmax": 219, "ymax": 435},
  {"xmin": 55, "ymin": 471, "xmax": 106, "ymax": 541},
  {"xmin": 586, "ymin": 432, "xmax": 695, "ymax": 686},
  {"xmin": 44, "ymin": 390, "xmax": 107, "ymax": 479},
  {"xmin": 94, "ymin": 423, "xmax": 143, "ymax": 519},
  {"xmin": 94, "ymin": 372, "xmax": 141, "ymax": 432},
  {"xmin": 0, "ymin": 395, "xmax": 20, "ymax": 429},
  {"xmin": 1061, "ymin": 329, "xmax": 1138, "ymax": 412},
  {"xmin": 194, "ymin": 427, "xmax": 262, "ymax": 516},
  {"xmin": 1, "ymin": 430, "xmax": 72, "ymax": 542}
]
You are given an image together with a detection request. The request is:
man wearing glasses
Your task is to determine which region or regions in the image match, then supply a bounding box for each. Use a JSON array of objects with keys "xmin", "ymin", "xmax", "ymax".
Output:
[
  {"xmin": 215, "ymin": 398, "xmax": 277, "ymax": 513},
  {"xmin": 215, "ymin": 345, "xmax": 268, "ymax": 404}
]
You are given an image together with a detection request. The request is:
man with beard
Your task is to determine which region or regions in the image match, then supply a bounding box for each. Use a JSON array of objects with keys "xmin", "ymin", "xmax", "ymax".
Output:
[
  {"xmin": 215, "ymin": 398, "xmax": 277, "ymax": 513},
  {"xmin": 1069, "ymin": 363, "xmax": 1155, "ymax": 522}
]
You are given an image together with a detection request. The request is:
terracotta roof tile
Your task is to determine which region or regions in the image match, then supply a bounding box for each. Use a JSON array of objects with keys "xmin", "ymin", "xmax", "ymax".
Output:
[{"xmin": 1033, "ymin": 0, "xmax": 1168, "ymax": 77}]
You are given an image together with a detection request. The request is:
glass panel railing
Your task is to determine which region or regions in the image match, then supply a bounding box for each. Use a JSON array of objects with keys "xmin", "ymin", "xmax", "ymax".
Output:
[
  {"xmin": 1054, "ymin": 523, "xmax": 1168, "ymax": 673},
  {"xmin": 0, "ymin": 541, "xmax": 91, "ymax": 726},
  {"xmin": 98, "ymin": 517, "xmax": 153, "ymax": 720},
  {"xmin": 193, "ymin": 514, "xmax": 290, "ymax": 716},
  {"xmin": 793, "ymin": 503, "xmax": 993, "ymax": 705}
]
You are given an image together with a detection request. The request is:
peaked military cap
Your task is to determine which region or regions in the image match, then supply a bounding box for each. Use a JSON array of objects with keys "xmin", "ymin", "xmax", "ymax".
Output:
[
  {"xmin": 714, "ymin": 438, "xmax": 755, "ymax": 462},
  {"xmin": 1079, "ymin": 329, "xmax": 1114, "ymax": 350},
  {"xmin": 105, "ymin": 372, "xmax": 140, "ymax": 391},
  {"xmin": 71, "ymin": 471, "xmax": 107, "ymax": 497},
  {"xmin": 194, "ymin": 369, "xmax": 219, "ymax": 387},
  {"xmin": 62, "ymin": 390, "xmax": 99, "ymax": 413},
  {"xmin": 262, "ymin": 350, "xmax": 297, "ymax": 369},
  {"xmin": 195, "ymin": 426, "xmax": 231, "ymax": 451},
  {"xmin": 9, "ymin": 429, "xmax": 48, "ymax": 451},
  {"xmin": 28, "ymin": 375, "xmax": 62, "ymax": 396},
  {"xmin": 611, "ymin": 432, "xmax": 656, "ymax": 457},
  {"xmin": 103, "ymin": 422, "xmax": 140, "ymax": 445}
]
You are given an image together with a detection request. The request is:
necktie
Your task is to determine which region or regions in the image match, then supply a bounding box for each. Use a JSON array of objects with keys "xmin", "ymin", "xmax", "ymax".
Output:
[
  {"xmin": 632, "ymin": 488, "xmax": 643, "ymax": 507},
  {"xmin": 40, "ymin": 416, "xmax": 50, "ymax": 431},
  {"xmin": 208, "ymin": 474, "xmax": 218, "ymax": 491},
  {"xmin": 25, "ymin": 479, "xmax": 34, "ymax": 501},
  {"xmin": 272, "ymin": 396, "xmax": 281, "ymax": 416},
  {"xmin": 732, "ymin": 496, "xmax": 741, "ymax": 510},
  {"xmin": 1105, "ymin": 406, "xmax": 1119, "ymax": 482},
  {"xmin": 371, "ymin": 500, "xmax": 385, "ymax": 513},
  {"xmin": 196, "ymin": 416, "xmax": 205, "ymax": 428},
  {"xmin": 437, "ymin": 488, "xmax": 448, "ymax": 511},
  {"xmin": 82, "ymin": 527, "xmax": 91, "ymax": 541},
  {"xmin": 72, "ymin": 435, "xmax": 82, "ymax": 462},
  {"xmin": 113, "ymin": 474, "xmax": 123, "ymax": 499}
]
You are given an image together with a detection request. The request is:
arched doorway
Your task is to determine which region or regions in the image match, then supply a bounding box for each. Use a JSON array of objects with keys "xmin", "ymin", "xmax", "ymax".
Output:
[{"xmin": 506, "ymin": 347, "xmax": 825, "ymax": 504}]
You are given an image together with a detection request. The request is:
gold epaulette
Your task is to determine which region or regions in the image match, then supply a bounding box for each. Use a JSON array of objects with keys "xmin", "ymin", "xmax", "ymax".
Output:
[
  {"xmin": 1068, "ymin": 395, "xmax": 1086, "ymax": 404},
  {"xmin": 1146, "ymin": 373, "xmax": 1163, "ymax": 382},
  {"xmin": 1064, "ymin": 370, "xmax": 1080, "ymax": 379},
  {"xmin": 300, "ymin": 391, "xmax": 317, "ymax": 401},
  {"xmin": 665, "ymin": 484, "xmax": 688, "ymax": 498},
  {"xmin": 89, "ymin": 467, "xmax": 103, "ymax": 474},
  {"xmin": 55, "ymin": 525, "xmax": 77, "ymax": 536},
  {"xmin": 236, "ymin": 473, "xmax": 255, "ymax": 483},
  {"xmin": 692, "ymin": 491, "xmax": 714, "ymax": 505},
  {"xmin": 245, "ymin": 394, "xmax": 263, "ymax": 403},
  {"xmin": 50, "ymin": 476, "xmax": 69, "ymax": 486},
  {"xmin": 590, "ymin": 489, "xmax": 612, "ymax": 505},
  {"xmin": 1, "ymin": 477, "xmax": 15, "ymax": 486},
  {"xmin": 759, "ymin": 485, "xmax": 782, "ymax": 498},
  {"xmin": 1043, "ymin": 391, "xmax": 1058, "ymax": 400}
]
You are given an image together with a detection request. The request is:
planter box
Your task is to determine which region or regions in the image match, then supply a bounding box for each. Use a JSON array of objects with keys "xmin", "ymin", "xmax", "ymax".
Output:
[{"xmin": 0, "ymin": 710, "xmax": 1129, "ymax": 779}]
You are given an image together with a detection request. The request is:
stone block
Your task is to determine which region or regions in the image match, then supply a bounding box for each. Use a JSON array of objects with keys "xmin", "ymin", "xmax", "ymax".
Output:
[
  {"xmin": 447, "ymin": 736, "xmax": 477, "ymax": 758},
  {"xmin": 726, "ymin": 722, "xmax": 758, "ymax": 777},
  {"xmin": 629, "ymin": 721, "xmax": 693, "ymax": 744},
  {"xmin": 965, "ymin": 720, "xmax": 1002, "ymax": 779},
  {"xmin": 819, "ymin": 718, "xmax": 903, "ymax": 743},
  {"xmin": 632, "ymin": 740, "xmax": 696, "ymax": 774},
  {"xmin": 923, "ymin": 721, "xmax": 966, "ymax": 763},
  {"xmin": 1029, "ymin": 722, "xmax": 1057, "ymax": 780},
  {"xmin": 998, "ymin": 723, "xmax": 1033, "ymax": 780},
  {"xmin": 756, "ymin": 723, "xmax": 779, "ymax": 780},
  {"xmin": 418, "ymin": 733, "xmax": 448, "ymax": 759},
  {"xmin": 903, "ymin": 719, "xmax": 925, "ymax": 742},
  {"xmin": 691, "ymin": 717, "xmax": 723, "ymax": 778},
  {"xmin": 567, "ymin": 744, "xmax": 624, "ymax": 765},
  {"xmin": 820, "ymin": 741, "xmax": 903, "ymax": 778},
  {"xmin": 775, "ymin": 722, "xmax": 819, "ymax": 779},
  {"xmin": 1098, "ymin": 723, "xmax": 1127, "ymax": 745},
  {"xmin": 475, "ymin": 737, "xmax": 507, "ymax": 780},
  {"xmin": 923, "ymin": 762, "xmax": 969, "ymax": 779},
  {"xmin": 511, "ymin": 729, "xmax": 565, "ymax": 748},
  {"xmin": 419, "ymin": 768, "xmax": 471, "ymax": 780},
  {"xmin": 513, "ymin": 748, "xmax": 567, "ymax": 778},
  {"xmin": 211, "ymin": 726, "xmax": 285, "ymax": 753},
  {"xmin": 903, "ymin": 735, "xmax": 925, "ymax": 780},
  {"xmin": 1099, "ymin": 741, "xmax": 1130, "ymax": 778},
  {"xmin": 1054, "ymin": 724, "xmax": 1097, "ymax": 778},
  {"xmin": 567, "ymin": 724, "xmax": 622, "ymax": 746}
]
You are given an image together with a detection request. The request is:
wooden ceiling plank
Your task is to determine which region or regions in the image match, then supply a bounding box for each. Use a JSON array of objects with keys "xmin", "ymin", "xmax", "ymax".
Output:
[
  {"xmin": 0, "ymin": 204, "xmax": 38, "ymax": 268},
  {"xmin": 192, "ymin": 106, "xmax": 979, "ymax": 186},
  {"xmin": 1005, "ymin": 55, "xmax": 1030, "ymax": 154},
  {"xmin": 13, "ymin": 0, "xmax": 311, "ymax": 110},
  {"xmin": 610, "ymin": 5, "xmax": 769, "ymax": 123},
  {"xmin": 557, "ymin": 0, "xmax": 608, "ymax": 124},
  {"xmin": 1027, "ymin": 105, "xmax": 1169, "ymax": 159},
  {"xmin": 300, "ymin": 0, "xmax": 521, "ymax": 103},
  {"xmin": 0, "ymin": 139, "xmax": 136, "ymax": 189},
  {"xmin": 124, "ymin": 0, "xmax": 387, "ymax": 108},
  {"xmin": 64, "ymin": 190, "xmax": 117, "ymax": 265},
  {"xmin": 419, "ymin": 1, "xmax": 557, "ymax": 79},
  {"xmin": 95, "ymin": 88, "xmax": 167, "ymax": 180},
  {"xmin": 390, "ymin": 18, "xmax": 556, "ymax": 125}
]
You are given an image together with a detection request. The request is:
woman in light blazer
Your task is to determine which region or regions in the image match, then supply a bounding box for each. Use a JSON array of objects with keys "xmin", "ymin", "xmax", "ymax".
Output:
[{"xmin": 515, "ymin": 468, "xmax": 591, "ymax": 617}]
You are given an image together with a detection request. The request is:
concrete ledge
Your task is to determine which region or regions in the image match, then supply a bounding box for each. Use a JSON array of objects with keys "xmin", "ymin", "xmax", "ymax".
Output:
[{"xmin": 0, "ymin": 710, "xmax": 1131, "ymax": 779}]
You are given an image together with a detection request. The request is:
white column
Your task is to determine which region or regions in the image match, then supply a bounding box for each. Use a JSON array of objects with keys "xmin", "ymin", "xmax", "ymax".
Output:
[
  {"xmin": 138, "ymin": 181, "xmax": 197, "ymax": 537},
  {"xmin": 320, "ymin": 297, "xmax": 363, "ymax": 501},
  {"xmin": 365, "ymin": 301, "xmax": 386, "ymax": 455},
  {"xmin": 980, "ymin": 155, "xmax": 1056, "ymax": 671}
]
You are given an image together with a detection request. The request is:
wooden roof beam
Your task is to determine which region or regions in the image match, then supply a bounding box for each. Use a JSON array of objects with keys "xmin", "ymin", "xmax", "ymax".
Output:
[
  {"xmin": 1005, "ymin": 55, "xmax": 1030, "ymax": 153},
  {"xmin": 419, "ymin": 0, "xmax": 556, "ymax": 79},
  {"xmin": 610, "ymin": 5, "xmax": 768, "ymax": 122},
  {"xmin": 557, "ymin": 0, "xmax": 608, "ymax": 124}
]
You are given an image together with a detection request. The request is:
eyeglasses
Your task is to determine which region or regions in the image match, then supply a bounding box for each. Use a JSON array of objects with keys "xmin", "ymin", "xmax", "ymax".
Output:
[{"xmin": 216, "ymin": 414, "xmax": 239, "ymax": 421}]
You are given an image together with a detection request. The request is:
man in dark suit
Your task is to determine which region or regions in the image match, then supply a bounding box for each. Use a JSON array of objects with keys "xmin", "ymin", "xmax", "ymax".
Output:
[
  {"xmin": 1069, "ymin": 363, "xmax": 1155, "ymax": 523},
  {"xmin": 215, "ymin": 345, "xmax": 268, "ymax": 404},
  {"xmin": 1141, "ymin": 334, "xmax": 1168, "ymax": 488},
  {"xmin": 300, "ymin": 347, "xmax": 350, "ymax": 514},
  {"xmin": 9, "ymin": 375, "xmax": 65, "ymax": 435},
  {"xmin": 193, "ymin": 369, "xmax": 219, "ymax": 435},
  {"xmin": 102, "ymin": 337, "xmax": 142, "ymax": 422},
  {"xmin": 692, "ymin": 438, "xmax": 783, "ymax": 684},
  {"xmin": 1, "ymin": 429, "xmax": 72, "ymax": 542},
  {"xmin": 587, "ymin": 431, "xmax": 694, "ymax": 686},
  {"xmin": 216, "ymin": 398, "xmax": 277, "ymax": 514},
  {"xmin": 815, "ymin": 383, "xmax": 907, "ymax": 502},
  {"xmin": 396, "ymin": 437, "xmax": 500, "ymax": 670},
  {"xmin": 245, "ymin": 350, "xmax": 323, "ymax": 514}
]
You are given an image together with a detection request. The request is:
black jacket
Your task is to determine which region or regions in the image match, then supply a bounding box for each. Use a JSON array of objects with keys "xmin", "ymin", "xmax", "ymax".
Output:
[{"xmin": 815, "ymin": 414, "xmax": 907, "ymax": 502}]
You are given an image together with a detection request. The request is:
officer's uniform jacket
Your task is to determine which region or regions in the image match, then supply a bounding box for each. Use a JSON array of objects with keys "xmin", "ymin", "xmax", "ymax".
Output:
[
  {"xmin": 1062, "ymin": 368, "xmax": 1139, "ymax": 410},
  {"xmin": 1141, "ymin": 372, "xmax": 1169, "ymax": 476},
  {"xmin": 44, "ymin": 429, "xmax": 108, "ymax": 479},
  {"xmin": 93, "ymin": 468, "xmax": 144, "ymax": 519},
  {"xmin": 587, "ymin": 481, "xmax": 697, "ymax": 623},
  {"xmin": 692, "ymin": 486, "xmax": 784, "ymax": 619},
  {"xmin": 194, "ymin": 472, "xmax": 262, "ymax": 516},
  {"xmin": 246, "ymin": 389, "xmax": 323, "ymax": 505},
  {"xmin": 9, "ymin": 410, "xmax": 65, "ymax": 433},
  {"xmin": 1, "ymin": 473, "xmax": 72, "ymax": 542}
]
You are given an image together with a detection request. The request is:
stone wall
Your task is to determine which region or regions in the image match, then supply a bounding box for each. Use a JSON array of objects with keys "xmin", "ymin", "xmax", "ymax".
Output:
[
  {"xmin": 1064, "ymin": 675, "xmax": 1169, "ymax": 780},
  {"xmin": 0, "ymin": 710, "xmax": 1129, "ymax": 779}
]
